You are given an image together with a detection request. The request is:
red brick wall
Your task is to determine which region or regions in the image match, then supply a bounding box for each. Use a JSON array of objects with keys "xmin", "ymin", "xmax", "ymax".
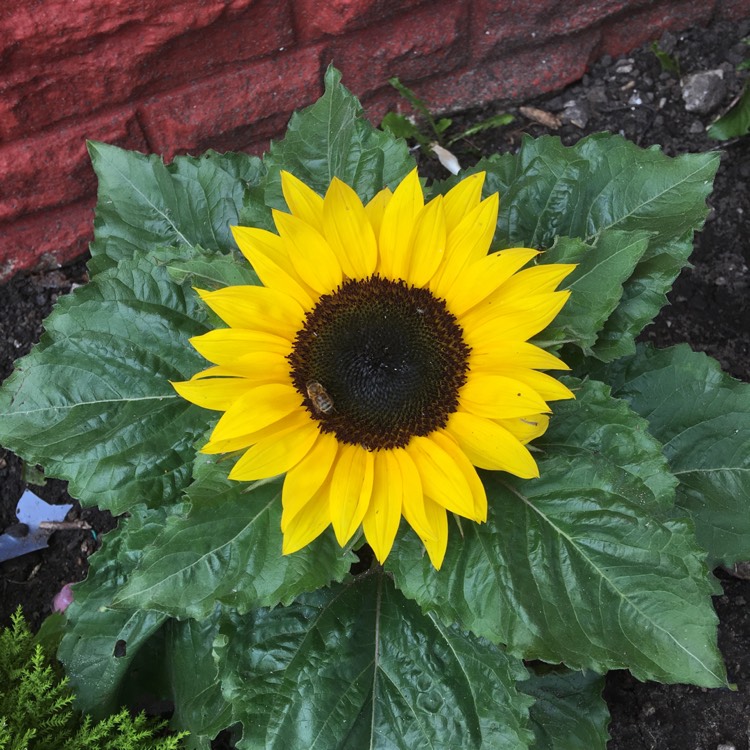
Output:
[{"xmin": 1, "ymin": 0, "xmax": 747, "ymax": 280}]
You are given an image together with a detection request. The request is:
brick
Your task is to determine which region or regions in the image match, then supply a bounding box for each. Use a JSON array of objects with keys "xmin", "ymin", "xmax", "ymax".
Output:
[
  {"xmin": 597, "ymin": 0, "xmax": 715, "ymax": 57},
  {"xmin": 139, "ymin": 46, "xmax": 323, "ymax": 159},
  {"xmin": 0, "ymin": 109, "xmax": 147, "ymax": 224},
  {"xmin": 0, "ymin": 0, "xmax": 291, "ymax": 140},
  {"xmin": 0, "ymin": 0, "xmax": 255, "ymax": 66},
  {"xmin": 293, "ymin": 0, "xmax": 427, "ymax": 39},
  {"xmin": 413, "ymin": 30, "xmax": 600, "ymax": 115},
  {"xmin": 471, "ymin": 0, "xmax": 648, "ymax": 61},
  {"xmin": 716, "ymin": 0, "xmax": 750, "ymax": 19},
  {"xmin": 470, "ymin": 0, "xmax": 565, "ymax": 60},
  {"xmin": 0, "ymin": 200, "xmax": 93, "ymax": 282},
  {"xmin": 328, "ymin": 0, "xmax": 469, "ymax": 98}
]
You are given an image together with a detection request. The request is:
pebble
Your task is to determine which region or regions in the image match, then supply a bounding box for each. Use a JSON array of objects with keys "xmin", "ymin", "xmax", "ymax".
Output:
[
  {"xmin": 561, "ymin": 100, "xmax": 590, "ymax": 128},
  {"xmin": 681, "ymin": 69, "xmax": 727, "ymax": 114}
]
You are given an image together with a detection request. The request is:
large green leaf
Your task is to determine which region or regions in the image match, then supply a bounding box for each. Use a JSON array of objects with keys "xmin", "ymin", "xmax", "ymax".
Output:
[
  {"xmin": 0, "ymin": 247, "xmax": 209, "ymax": 513},
  {"xmin": 598, "ymin": 343, "xmax": 750, "ymax": 566},
  {"xmin": 215, "ymin": 572, "xmax": 533, "ymax": 750},
  {"xmin": 474, "ymin": 134, "xmax": 719, "ymax": 360},
  {"xmin": 522, "ymin": 668, "xmax": 609, "ymax": 750},
  {"xmin": 166, "ymin": 246, "xmax": 259, "ymax": 290},
  {"xmin": 88, "ymin": 144, "xmax": 263, "ymax": 275},
  {"xmin": 163, "ymin": 614, "xmax": 233, "ymax": 750},
  {"xmin": 388, "ymin": 380, "xmax": 726, "ymax": 686},
  {"xmin": 241, "ymin": 65, "xmax": 415, "ymax": 230},
  {"xmin": 538, "ymin": 230, "xmax": 651, "ymax": 354},
  {"xmin": 113, "ymin": 454, "xmax": 355, "ymax": 618},
  {"xmin": 57, "ymin": 506, "xmax": 173, "ymax": 716}
]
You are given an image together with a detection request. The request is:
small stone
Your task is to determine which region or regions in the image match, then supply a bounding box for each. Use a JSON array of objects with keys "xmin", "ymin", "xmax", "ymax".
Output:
[
  {"xmin": 681, "ymin": 69, "xmax": 727, "ymax": 114},
  {"xmin": 561, "ymin": 100, "xmax": 590, "ymax": 128},
  {"xmin": 717, "ymin": 743, "xmax": 736, "ymax": 750},
  {"xmin": 628, "ymin": 91, "xmax": 643, "ymax": 107},
  {"xmin": 689, "ymin": 120, "xmax": 705, "ymax": 134}
]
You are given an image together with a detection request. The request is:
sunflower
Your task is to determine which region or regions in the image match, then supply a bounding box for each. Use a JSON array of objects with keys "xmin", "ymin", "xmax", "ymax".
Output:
[{"xmin": 172, "ymin": 169, "xmax": 575, "ymax": 569}]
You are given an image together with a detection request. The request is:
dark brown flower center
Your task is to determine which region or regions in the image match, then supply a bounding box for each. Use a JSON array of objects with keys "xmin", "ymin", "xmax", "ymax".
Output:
[{"xmin": 288, "ymin": 275, "xmax": 470, "ymax": 450}]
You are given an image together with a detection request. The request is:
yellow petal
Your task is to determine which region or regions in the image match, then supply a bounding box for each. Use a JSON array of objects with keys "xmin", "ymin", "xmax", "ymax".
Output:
[
  {"xmin": 202, "ymin": 410, "xmax": 309, "ymax": 454},
  {"xmin": 494, "ymin": 262, "xmax": 576, "ymax": 300},
  {"xmin": 393, "ymin": 447, "xmax": 435, "ymax": 542},
  {"xmin": 280, "ymin": 170, "xmax": 325, "ymax": 233},
  {"xmin": 431, "ymin": 430, "xmax": 487, "ymax": 522},
  {"xmin": 204, "ymin": 352, "xmax": 291, "ymax": 386},
  {"xmin": 362, "ymin": 450, "xmax": 403, "ymax": 564},
  {"xmin": 463, "ymin": 291, "xmax": 571, "ymax": 346},
  {"xmin": 171, "ymin": 374, "xmax": 255, "ymax": 411},
  {"xmin": 442, "ymin": 247, "xmax": 539, "ymax": 317},
  {"xmin": 230, "ymin": 225, "xmax": 315, "ymax": 309},
  {"xmin": 446, "ymin": 411, "xmax": 539, "ymax": 477},
  {"xmin": 442, "ymin": 171, "xmax": 485, "ymax": 233},
  {"xmin": 228, "ymin": 420, "xmax": 319, "ymax": 480},
  {"xmin": 430, "ymin": 193, "xmax": 499, "ymax": 298},
  {"xmin": 468, "ymin": 341, "xmax": 569, "ymax": 372},
  {"xmin": 488, "ymin": 367, "xmax": 576, "ymax": 402},
  {"xmin": 273, "ymin": 210, "xmax": 343, "ymax": 295},
  {"xmin": 496, "ymin": 413, "xmax": 550, "ymax": 445},
  {"xmin": 406, "ymin": 195, "xmax": 446, "ymax": 287},
  {"xmin": 459, "ymin": 375, "xmax": 550, "ymax": 419},
  {"xmin": 329, "ymin": 444, "xmax": 375, "ymax": 546},
  {"xmin": 189, "ymin": 328, "xmax": 292, "ymax": 366},
  {"xmin": 421, "ymin": 496, "xmax": 449, "ymax": 570},
  {"xmin": 281, "ymin": 431, "xmax": 339, "ymax": 531},
  {"xmin": 378, "ymin": 168, "xmax": 424, "ymax": 279},
  {"xmin": 282, "ymin": 482, "xmax": 331, "ymax": 555},
  {"xmin": 323, "ymin": 177, "xmax": 378, "ymax": 279},
  {"xmin": 197, "ymin": 286, "xmax": 304, "ymax": 339},
  {"xmin": 365, "ymin": 187, "xmax": 392, "ymax": 238},
  {"xmin": 406, "ymin": 435, "xmax": 478, "ymax": 520},
  {"xmin": 210, "ymin": 382, "xmax": 301, "ymax": 442}
]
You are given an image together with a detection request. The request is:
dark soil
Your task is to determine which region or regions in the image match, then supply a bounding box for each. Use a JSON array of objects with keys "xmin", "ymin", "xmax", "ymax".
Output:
[{"xmin": 2, "ymin": 17, "xmax": 750, "ymax": 749}]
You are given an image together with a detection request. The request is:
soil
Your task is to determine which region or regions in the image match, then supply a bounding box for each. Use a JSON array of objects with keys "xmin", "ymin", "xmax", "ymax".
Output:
[{"xmin": 2, "ymin": 17, "xmax": 750, "ymax": 749}]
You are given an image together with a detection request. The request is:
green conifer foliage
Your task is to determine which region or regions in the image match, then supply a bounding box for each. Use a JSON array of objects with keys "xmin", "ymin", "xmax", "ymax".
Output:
[{"xmin": 0, "ymin": 608, "xmax": 188, "ymax": 750}]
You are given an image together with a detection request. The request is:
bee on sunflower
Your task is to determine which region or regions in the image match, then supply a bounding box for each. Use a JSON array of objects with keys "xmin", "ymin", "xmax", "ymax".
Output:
[{"xmin": 173, "ymin": 169, "xmax": 574, "ymax": 569}]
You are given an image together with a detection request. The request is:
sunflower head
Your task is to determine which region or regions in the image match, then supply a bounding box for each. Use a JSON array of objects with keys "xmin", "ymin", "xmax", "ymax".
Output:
[{"xmin": 173, "ymin": 168, "xmax": 575, "ymax": 569}]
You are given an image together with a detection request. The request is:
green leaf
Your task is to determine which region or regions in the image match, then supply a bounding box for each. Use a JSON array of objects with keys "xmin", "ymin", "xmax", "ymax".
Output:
[
  {"xmin": 0, "ymin": 247, "xmax": 209, "ymax": 513},
  {"xmin": 539, "ymin": 230, "xmax": 651, "ymax": 356},
  {"xmin": 476, "ymin": 134, "xmax": 719, "ymax": 358},
  {"xmin": 522, "ymin": 668, "xmax": 610, "ymax": 750},
  {"xmin": 166, "ymin": 246, "xmax": 260, "ymax": 290},
  {"xmin": 708, "ymin": 82, "xmax": 750, "ymax": 140},
  {"xmin": 597, "ymin": 343, "xmax": 750, "ymax": 566},
  {"xmin": 215, "ymin": 572, "xmax": 533, "ymax": 750},
  {"xmin": 113, "ymin": 454, "xmax": 355, "ymax": 618},
  {"xmin": 163, "ymin": 614, "xmax": 233, "ymax": 749},
  {"xmin": 88, "ymin": 143, "xmax": 263, "ymax": 275},
  {"xmin": 241, "ymin": 66, "xmax": 415, "ymax": 230},
  {"xmin": 447, "ymin": 113, "xmax": 515, "ymax": 145},
  {"xmin": 57, "ymin": 506, "xmax": 173, "ymax": 716},
  {"xmin": 650, "ymin": 42, "xmax": 680, "ymax": 76},
  {"xmin": 380, "ymin": 111, "xmax": 424, "ymax": 143},
  {"xmin": 388, "ymin": 380, "xmax": 726, "ymax": 687}
]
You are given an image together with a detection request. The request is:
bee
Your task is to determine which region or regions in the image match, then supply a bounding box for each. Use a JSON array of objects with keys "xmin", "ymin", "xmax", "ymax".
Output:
[{"xmin": 306, "ymin": 381, "xmax": 334, "ymax": 415}]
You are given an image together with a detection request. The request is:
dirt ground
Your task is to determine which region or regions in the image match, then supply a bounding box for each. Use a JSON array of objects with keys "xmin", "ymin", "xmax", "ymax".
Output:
[{"xmin": 1, "ymin": 17, "xmax": 750, "ymax": 749}]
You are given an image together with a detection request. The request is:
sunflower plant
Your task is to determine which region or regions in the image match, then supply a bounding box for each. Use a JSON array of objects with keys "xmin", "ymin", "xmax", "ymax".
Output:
[{"xmin": 1, "ymin": 67, "xmax": 749, "ymax": 749}]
